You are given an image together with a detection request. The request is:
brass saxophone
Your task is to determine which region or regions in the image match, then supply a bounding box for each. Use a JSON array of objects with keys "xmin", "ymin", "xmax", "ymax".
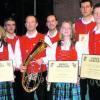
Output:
[{"xmin": 22, "ymin": 40, "xmax": 47, "ymax": 93}]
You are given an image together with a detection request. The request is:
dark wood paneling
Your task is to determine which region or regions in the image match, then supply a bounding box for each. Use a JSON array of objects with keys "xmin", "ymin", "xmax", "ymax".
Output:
[{"xmin": 54, "ymin": 0, "xmax": 100, "ymax": 27}]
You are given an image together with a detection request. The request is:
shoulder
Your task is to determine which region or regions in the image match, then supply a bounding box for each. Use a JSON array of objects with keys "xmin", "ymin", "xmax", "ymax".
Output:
[
  {"xmin": 18, "ymin": 35, "xmax": 28, "ymax": 44},
  {"xmin": 75, "ymin": 18, "xmax": 82, "ymax": 25},
  {"xmin": 38, "ymin": 33, "xmax": 45, "ymax": 40}
]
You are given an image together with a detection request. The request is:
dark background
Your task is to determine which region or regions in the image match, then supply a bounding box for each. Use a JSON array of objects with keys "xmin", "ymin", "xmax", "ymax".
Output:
[
  {"xmin": 0, "ymin": 0, "xmax": 99, "ymax": 35},
  {"xmin": 0, "ymin": 0, "xmax": 53, "ymax": 35}
]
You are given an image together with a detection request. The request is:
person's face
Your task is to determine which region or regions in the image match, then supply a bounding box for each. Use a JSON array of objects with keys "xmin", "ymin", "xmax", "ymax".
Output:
[
  {"xmin": 25, "ymin": 16, "xmax": 38, "ymax": 32},
  {"xmin": 4, "ymin": 21, "xmax": 16, "ymax": 34},
  {"xmin": 93, "ymin": 7, "xmax": 100, "ymax": 24},
  {"xmin": 46, "ymin": 15, "xmax": 58, "ymax": 31},
  {"xmin": 80, "ymin": 2, "xmax": 93, "ymax": 17},
  {"xmin": 60, "ymin": 22, "xmax": 72, "ymax": 40}
]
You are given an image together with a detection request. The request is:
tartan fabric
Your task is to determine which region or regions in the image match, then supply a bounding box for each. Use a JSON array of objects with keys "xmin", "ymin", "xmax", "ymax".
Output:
[
  {"xmin": 0, "ymin": 82, "xmax": 14, "ymax": 100},
  {"xmin": 51, "ymin": 83, "xmax": 81, "ymax": 100}
]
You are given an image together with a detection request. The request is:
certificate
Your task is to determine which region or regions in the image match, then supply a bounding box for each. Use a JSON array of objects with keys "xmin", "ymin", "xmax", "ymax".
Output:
[
  {"xmin": 48, "ymin": 61, "xmax": 79, "ymax": 83},
  {"xmin": 0, "ymin": 60, "xmax": 14, "ymax": 82},
  {"xmin": 80, "ymin": 55, "xmax": 100, "ymax": 80}
]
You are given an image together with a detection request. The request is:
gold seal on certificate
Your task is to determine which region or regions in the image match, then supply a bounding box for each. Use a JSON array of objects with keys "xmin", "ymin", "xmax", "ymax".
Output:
[
  {"xmin": 80, "ymin": 55, "xmax": 100, "ymax": 80},
  {"xmin": 48, "ymin": 61, "xmax": 79, "ymax": 83},
  {"xmin": 0, "ymin": 60, "xmax": 14, "ymax": 82}
]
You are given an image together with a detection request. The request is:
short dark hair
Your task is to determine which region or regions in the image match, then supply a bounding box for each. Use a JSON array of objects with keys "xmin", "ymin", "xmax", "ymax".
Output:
[
  {"xmin": 4, "ymin": 17, "xmax": 16, "ymax": 26},
  {"xmin": 46, "ymin": 14, "xmax": 58, "ymax": 21},
  {"xmin": 79, "ymin": 0, "xmax": 93, "ymax": 7},
  {"xmin": 93, "ymin": 3, "xmax": 100, "ymax": 11}
]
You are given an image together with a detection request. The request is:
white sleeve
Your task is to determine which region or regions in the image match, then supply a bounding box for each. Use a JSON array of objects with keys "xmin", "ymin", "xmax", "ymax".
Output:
[
  {"xmin": 43, "ymin": 42, "xmax": 57, "ymax": 66},
  {"xmin": 0, "ymin": 42, "xmax": 3, "ymax": 52},
  {"xmin": 44, "ymin": 35, "xmax": 52, "ymax": 47},
  {"xmin": 8, "ymin": 44, "xmax": 16, "ymax": 68},
  {"xmin": 14, "ymin": 39, "xmax": 22, "ymax": 69},
  {"xmin": 75, "ymin": 41, "xmax": 84, "ymax": 67}
]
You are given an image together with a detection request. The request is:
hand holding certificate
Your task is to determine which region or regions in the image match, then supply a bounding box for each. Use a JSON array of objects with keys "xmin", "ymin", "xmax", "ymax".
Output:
[
  {"xmin": 48, "ymin": 61, "xmax": 79, "ymax": 83},
  {"xmin": 80, "ymin": 55, "xmax": 100, "ymax": 80},
  {"xmin": 0, "ymin": 60, "xmax": 14, "ymax": 82}
]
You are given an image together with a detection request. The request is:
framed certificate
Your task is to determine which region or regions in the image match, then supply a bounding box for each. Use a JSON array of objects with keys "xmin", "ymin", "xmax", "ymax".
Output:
[
  {"xmin": 80, "ymin": 54, "xmax": 100, "ymax": 80},
  {"xmin": 0, "ymin": 60, "xmax": 14, "ymax": 82},
  {"xmin": 48, "ymin": 61, "xmax": 79, "ymax": 83}
]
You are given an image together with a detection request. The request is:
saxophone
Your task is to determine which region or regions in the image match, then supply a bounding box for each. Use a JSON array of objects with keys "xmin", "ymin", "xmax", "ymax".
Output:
[{"xmin": 22, "ymin": 40, "xmax": 47, "ymax": 93}]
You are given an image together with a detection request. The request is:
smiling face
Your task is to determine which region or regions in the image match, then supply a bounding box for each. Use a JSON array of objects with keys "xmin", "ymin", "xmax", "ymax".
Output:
[
  {"xmin": 46, "ymin": 15, "xmax": 58, "ymax": 31},
  {"xmin": 25, "ymin": 16, "xmax": 38, "ymax": 33},
  {"xmin": 4, "ymin": 20, "xmax": 16, "ymax": 34},
  {"xmin": 80, "ymin": 1, "xmax": 93, "ymax": 17},
  {"xmin": 60, "ymin": 22, "xmax": 72, "ymax": 41},
  {"xmin": 93, "ymin": 7, "xmax": 100, "ymax": 24}
]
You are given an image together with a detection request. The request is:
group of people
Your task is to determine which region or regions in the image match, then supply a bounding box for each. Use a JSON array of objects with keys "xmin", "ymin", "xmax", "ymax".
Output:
[{"xmin": 0, "ymin": 0, "xmax": 100, "ymax": 100}]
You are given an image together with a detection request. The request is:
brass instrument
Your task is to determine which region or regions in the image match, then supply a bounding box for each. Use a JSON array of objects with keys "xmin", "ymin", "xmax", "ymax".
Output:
[{"xmin": 22, "ymin": 40, "xmax": 47, "ymax": 93}]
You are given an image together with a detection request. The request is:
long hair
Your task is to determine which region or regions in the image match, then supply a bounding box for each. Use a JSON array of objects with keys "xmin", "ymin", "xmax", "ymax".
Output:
[
  {"xmin": 58, "ymin": 21, "xmax": 76, "ymax": 46},
  {"xmin": 0, "ymin": 26, "xmax": 6, "ymax": 39},
  {"xmin": 0, "ymin": 26, "xmax": 7, "ymax": 47}
]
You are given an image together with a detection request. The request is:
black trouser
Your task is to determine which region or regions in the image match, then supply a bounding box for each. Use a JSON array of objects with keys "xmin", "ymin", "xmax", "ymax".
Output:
[
  {"xmin": 13, "ymin": 70, "xmax": 24, "ymax": 100},
  {"xmin": 36, "ymin": 71, "xmax": 48, "ymax": 100},
  {"xmin": 88, "ymin": 79, "xmax": 100, "ymax": 100},
  {"xmin": 80, "ymin": 79, "xmax": 88, "ymax": 100},
  {"xmin": 22, "ymin": 71, "xmax": 48, "ymax": 100}
]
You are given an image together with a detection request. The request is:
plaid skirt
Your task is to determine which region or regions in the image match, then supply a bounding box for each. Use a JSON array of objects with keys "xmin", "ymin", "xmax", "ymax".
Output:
[
  {"xmin": 0, "ymin": 82, "xmax": 14, "ymax": 100},
  {"xmin": 51, "ymin": 83, "xmax": 81, "ymax": 100}
]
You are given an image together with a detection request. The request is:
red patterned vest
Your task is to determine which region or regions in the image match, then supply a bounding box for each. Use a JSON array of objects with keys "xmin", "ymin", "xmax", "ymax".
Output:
[
  {"xmin": 48, "ymin": 32, "xmax": 60, "ymax": 43},
  {"xmin": 75, "ymin": 19, "xmax": 96, "ymax": 41},
  {"xmin": 0, "ymin": 45, "xmax": 8, "ymax": 60},
  {"xmin": 19, "ymin": 33, "xmax": 46, "ymax": 73},
  {"xmin": 56, "ymin": 45, "xmax": 77, "ymax": 61},
  {"xmin": 6, "ymin": 36, "xmax": 19, "ymax": 52},
  {"xmin": 89, "ymin": 31, "xmax": 100, "ymax": 55}
]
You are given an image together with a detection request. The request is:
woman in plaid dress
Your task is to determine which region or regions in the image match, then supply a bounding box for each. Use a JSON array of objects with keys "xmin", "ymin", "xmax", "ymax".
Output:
[
  {"xmin": 49, "ymin": 21, "xmax": 81, "ymax": 100},
  {"xmin": 0, "ymin": 26, "xmax": 14, "ymax": 100}
]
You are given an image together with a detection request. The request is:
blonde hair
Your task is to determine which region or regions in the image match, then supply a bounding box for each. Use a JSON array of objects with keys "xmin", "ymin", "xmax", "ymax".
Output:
[
  {"xmin": 61, "ymin": 21, "xmax": 75, "ymax": 39},
  {"xmin": 0, "ymin": 26, "xmax": 6, "ymax": 39}
]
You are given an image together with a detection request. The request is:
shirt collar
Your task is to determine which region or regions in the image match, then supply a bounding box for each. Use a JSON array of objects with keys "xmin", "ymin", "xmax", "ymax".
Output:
[
  {"xmin": 81, "ymin": 16, "xmax": 95, "ymax": 24},
  {"xmin": 6, "ymin": 33, "xmax": 16, "ymax": 39},
  {"xmin": 26, "ymin": 30, "xmax": 38, "ymax": 38},
  {"xmin": 47, "ymin": 30, "xmax": 57, "ymax": 38}
]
